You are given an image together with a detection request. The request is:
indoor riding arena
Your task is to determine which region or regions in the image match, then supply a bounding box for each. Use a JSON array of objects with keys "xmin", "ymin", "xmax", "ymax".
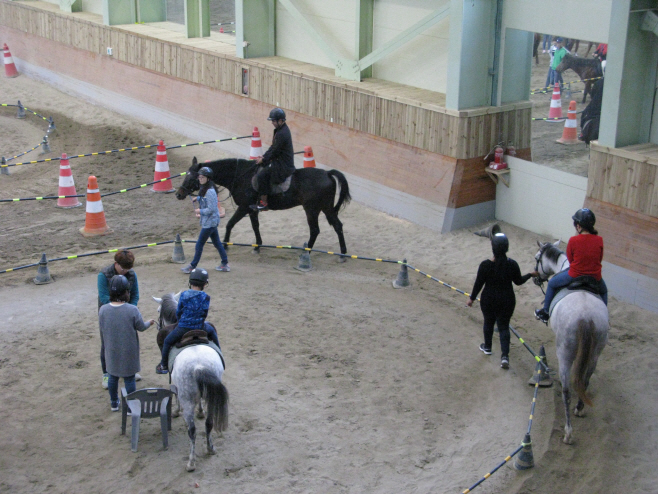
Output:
[{"xmin": 1, "ymin": 1, "xmax": 658, "ymax": 493}]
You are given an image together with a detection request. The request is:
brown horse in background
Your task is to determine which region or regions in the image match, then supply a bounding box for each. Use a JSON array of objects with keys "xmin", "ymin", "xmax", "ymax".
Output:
[
  {"xmin": 555, "ymin": 53, "xmax": 603, "ymax": 103},
  {"xmin": 533, "ymin": 33, "xmax": 541, "ymax": 65}
]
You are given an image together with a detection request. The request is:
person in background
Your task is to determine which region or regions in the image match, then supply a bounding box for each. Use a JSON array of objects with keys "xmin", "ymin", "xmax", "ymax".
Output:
[
  {"xmin": 180, "ymin": 166, "xmax": 230, "ymax": 274},
  {"xmin": 542, "ymin": 34, "xmax": 552, "ymax": 53},
  {"xmin": 544, "ymin": 39, "xmax": 558, "ymax": 89},
  {"xmin": 535, "ymin": 209, "xmax": 608, "ymax": 323},
  {"xmin": 98, "ymin": 250, "xmax": 141, "ymax": 389},
  {"xmin": 99, "ymin": 275, "xmax": 155, "ymax": 411},
  {"xmin": 467, "ymin": 233, "xmax": 538, "ymax": 369},
  {"xmin": 250, "ymin": 107, "xmax": 295, "ymax": 211},
  {"xmin": 551, "ymin": 37, "xmax": 569, "ymax": 90}
]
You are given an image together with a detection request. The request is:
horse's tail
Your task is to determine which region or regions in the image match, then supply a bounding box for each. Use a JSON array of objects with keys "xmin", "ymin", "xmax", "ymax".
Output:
[
  {"xmin": 573, "ymin": 319, "xmax": 596, "ymax": 407},
  {"xmin": 196, "ymin": 368, "xmax": 229, "ymax": 431},
  {"xmin": 328, "ymin": 169, "xmax": 351, "ymax": 213}
]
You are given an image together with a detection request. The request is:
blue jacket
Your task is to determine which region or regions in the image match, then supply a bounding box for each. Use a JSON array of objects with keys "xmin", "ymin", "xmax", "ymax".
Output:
[
  {"xmin": 198, "ymin": 187, "xmax": 220, "ymax": 229},
  {"xmin": 177, "ymin": 289, "xmax": 210, "ymax": 330}
]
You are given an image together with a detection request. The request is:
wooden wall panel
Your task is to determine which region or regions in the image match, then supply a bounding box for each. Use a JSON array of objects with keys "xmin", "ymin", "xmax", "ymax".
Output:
[
  {"xmin": 589, "ymin": 148, "xmax": 658, "ymax": 218},
  {"xmin": 585, "ymin": 198, "xmax": 658, "ymax": 281}
]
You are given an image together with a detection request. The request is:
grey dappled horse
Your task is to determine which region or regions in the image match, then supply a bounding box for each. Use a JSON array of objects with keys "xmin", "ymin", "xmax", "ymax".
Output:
[
  {"xmin": 534, "ymin": 241, "xmax": 609, "ymax": 444},
  {"xmin": 152, "ymin": 293, "xmax": 229, "ymax": 471}
]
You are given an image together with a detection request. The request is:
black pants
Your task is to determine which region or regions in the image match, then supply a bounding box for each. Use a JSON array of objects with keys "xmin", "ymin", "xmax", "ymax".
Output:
[
  {"xmin": 480, "ymin": 298, "xmax": 514, "ymax": 358},
  {"xmin": 256, "ymin": 165, "xmax": 273, "ymax": 195},
  {"xmin": 99, "ymin": 327, "xmax": 107, "ymax": 374}
]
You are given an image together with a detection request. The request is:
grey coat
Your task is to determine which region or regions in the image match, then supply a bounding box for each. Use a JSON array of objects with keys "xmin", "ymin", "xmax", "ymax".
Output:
[{"xmin": 99, "ymin": 303, "xmax": 152, "ymax": 377}]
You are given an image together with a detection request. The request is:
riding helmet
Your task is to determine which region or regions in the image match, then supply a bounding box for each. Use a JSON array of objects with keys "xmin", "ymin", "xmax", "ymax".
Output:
[
  {"xmin": 198, "ymin": 167, "xmax": 213, "ymax": 178},
  {"xmin": 267, "ymin": 107, "xmax": 286, "ymax": 121},
  {"xmin": 109, "ymin": 274, "xmax": 130, "ymax": 295},
  {"xmin": 189, "ymin": 268, "xmax": 209, "ymax": 285},
  {"xmin": 572, "ymin": 208, "xmax": 596, "ymax": 230},
  {"xmin": 491, "ymin": 232, "xmax": 509, "ymax": 257}
]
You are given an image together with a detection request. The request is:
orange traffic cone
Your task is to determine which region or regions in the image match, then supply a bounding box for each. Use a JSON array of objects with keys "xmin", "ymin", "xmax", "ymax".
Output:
[
  {"xmin": 80, "ymin": 176, "xmax": 112, "ymax": 237},
  {"xmin": 249, "ymin": 127, "xmax": 263, "ymax": 159},
  {"xmin": 56, "ymin": 154, "xmax": 82, "ymax": 208},
  {"xmin": 303, "ymin": 146, "xmax": 316, "ymax": 168},
  {"xmin": 3, "ymin": 44, "xmax": 19, "ymax": 78},
  {"xmin": 219, "ymin": 27, "xmax": 224, "ymax": 33},
  {"xmin": 548, "ymin": 84, "xmax": 562, "ymax": 120},
  {"xmin": 557, "ymin": 101, "xmax": 579, "ymax": 144},
  {"xmin": 151, "ymin": 140, "xmax": 174, "ymax": 192}
]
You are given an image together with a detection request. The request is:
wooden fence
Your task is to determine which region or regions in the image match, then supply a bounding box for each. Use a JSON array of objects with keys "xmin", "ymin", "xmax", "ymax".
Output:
[{"xmin": 0, "ymin": 0, "xmax": 532, "ymax": 160}]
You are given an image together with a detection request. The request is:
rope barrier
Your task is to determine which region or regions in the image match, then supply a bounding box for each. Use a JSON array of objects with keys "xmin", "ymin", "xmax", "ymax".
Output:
[
  {"xmin": 0, "ymin": 172, "xmax": 188, "ymax": 203},
  {"xmin": 1, "ymin": 236, "xmax": 551, "ymax": 490},
  {"xmin": 2, "ymin": 103, "xmax": 54, "ymax": 162},
  {"xmin": 0, "ymin": 135, "xmax": 252, "ymax": 168},
  {"xmin": 0, "ymin": 240, "xmax": 175, "ymax": 274},
  {"xmin": 530, "ymin": 75, "xmax": 602, "ymax": 95}
]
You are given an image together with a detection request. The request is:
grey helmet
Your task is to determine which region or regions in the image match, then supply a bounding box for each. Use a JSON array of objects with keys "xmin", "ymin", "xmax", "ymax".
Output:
[
  {"xmin": 268, "ymin": 107, "xmax": 286, "ymax": 121},
  {"xmin": 109, "ymin": 274, "xmax": 130, "ymax": 295},
  {"xmin": 189, "ymin": 268, "xmax": 209, "ymax": 285},
  {"xmin": 572, "ymin": 208, "xmax": 596, "ymax": 231},
  {"xmin": 491, "ymin": 232, "xmax": 509, "ymax": 257},
  {"xmin": 198, "ymin": 167, "xmax": 213, "ymax": 178}
]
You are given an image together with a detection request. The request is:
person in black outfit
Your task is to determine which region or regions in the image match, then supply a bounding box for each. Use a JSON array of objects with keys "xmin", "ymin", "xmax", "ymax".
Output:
[
  {"xmin": 579, "ymin": 77, "xmax": 604, "ymax": 144},
  {"xmin": 466, "ymin": 233, "xmax": 538, "ymax": 369},
  {"xmin": 250, "ymin": 107, "xmax": 295, "ymax": 211}
]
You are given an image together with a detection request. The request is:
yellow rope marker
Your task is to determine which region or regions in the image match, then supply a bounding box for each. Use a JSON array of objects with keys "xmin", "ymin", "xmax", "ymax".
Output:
[
  {"xmin": 120, "ymin": 189, "xmax": 127, "ymax": 193},
  {"xmin": 351, "ymin": 255, "xmax": 358, "ymax": 259},
  {"xmin": 6, "ymin": 268, "xmax": 13, "ymax": 272},
  {"xmin": 376, "ymin": 258, "xmax": 382, "ymax": 261},
  {"xmin": 147, "ymin": 243, "xmax": 157, "ymax": 247},
  {"xmin": 327, "ymin": 251, "xmax": 334, "ymax": 255},
  {"xmin": 109, "ymin": 249, "xmax": 118, "ymax": 253},
  {"xmin": 67, "ymin": 255, "xmax": 78, "ymax": 259}
]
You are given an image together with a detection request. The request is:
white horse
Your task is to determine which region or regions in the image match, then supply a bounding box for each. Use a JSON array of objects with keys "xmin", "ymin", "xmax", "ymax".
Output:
[
  {"xmin": 153, "ymin": 293, "xmax": 229, "ymax": 471},
  {"xmin": 534, "ymin": 241, "xmax": 609, "ymax": 444}
]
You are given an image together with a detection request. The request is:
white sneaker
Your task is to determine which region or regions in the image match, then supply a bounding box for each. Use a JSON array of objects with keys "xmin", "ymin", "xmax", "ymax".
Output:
[
  {"xmin": 135, "ymin": 373, "xmax": 142, "ymax": 382},
  {"xmin": 501, "ymin": 357, "xmax": 510, "ymax": 369}
]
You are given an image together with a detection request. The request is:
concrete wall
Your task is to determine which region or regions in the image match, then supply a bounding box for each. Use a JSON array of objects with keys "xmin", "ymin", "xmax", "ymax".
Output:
[
  {"xmin": 276, "ymin": 0, "xmax": 451, "ymax": 94},
  {"xmin": 502, "ymin": 0, "xmax": 611, "ymax": 43},
  {"xmin": 495, "ymin": 156, "xmax": 587, "ymax": 242}
]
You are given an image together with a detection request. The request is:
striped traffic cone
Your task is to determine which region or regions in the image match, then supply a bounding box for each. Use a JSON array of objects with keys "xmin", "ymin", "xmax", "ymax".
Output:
[
  {"xmin": 557, "ymin": 100, "xmax": 579, "ymax": 144},
  {"xmin": 56, "ymin": 154, "xmax": 82, "ymax": 208},
  {"xmin": 151, "ymin": 140, "xmax": 174, "ymax": 193},
  {"xmin": 249, "ymin": 127, "xmax": 263, "ymax": 159},
  {"xmin": 303, "ymin": 146, "xmax": 316, "ymax": 168},
  {"xmin": 3, "ymin": 44, "xmax": 19, "ymax": 78},
  {"xmin": 548, "ymin": 84, "xmax": 562, "ymax": 120},
  {"xmin": 80, "ymin": 176, "xmax": 112, "ymax": 237}
]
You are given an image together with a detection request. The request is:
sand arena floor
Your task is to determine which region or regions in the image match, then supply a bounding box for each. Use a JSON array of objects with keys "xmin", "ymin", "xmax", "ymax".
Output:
[{"xmin": 0, "ymin": 75, "xmax": 657, "ymax": 494}]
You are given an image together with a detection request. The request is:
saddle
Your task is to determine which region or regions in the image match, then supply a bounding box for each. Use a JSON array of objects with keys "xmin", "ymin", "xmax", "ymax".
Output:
[
  {"xmin": 548, "ymin": 276, "xmax": 604, "ymax": 315},
  {"xmin": 175, "ymin": 329, "xmax": 209, "ymax": 348},
  {"xmin": 251, "ymin": 170, "xmax": 292, "ymax": 195}
]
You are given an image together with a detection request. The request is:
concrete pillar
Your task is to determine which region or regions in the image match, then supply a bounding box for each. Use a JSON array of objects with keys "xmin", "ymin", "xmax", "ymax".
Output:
[
  {"xmin": 599, "ymin": 0, "xmax": 658, "ymax": 147},
  {"xmin": 185, "ymin": 0, "xmax": 210, "ymax": 38},
  {"xmin": 355, "ymin": 0, "xmax": 373, "ymax": 79},
  {"xmin": 499, "ymin": 27, "xmax": 533, "ymax": 105},
  {"xmin": 236, "ymin": 0, "xmax": 275, "ymax": 58},
  {"xmin": 103, "ymin": 0, "xmax": 137, "ymax": 25},
  {"xmin": 446, "ymin": 0, "xmax": 497, "ymax": 110}
]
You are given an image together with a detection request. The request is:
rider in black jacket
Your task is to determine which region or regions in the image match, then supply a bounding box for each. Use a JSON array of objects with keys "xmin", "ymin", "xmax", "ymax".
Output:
[{"xmin": 251, "ymin": 107, "xmax": 295, "ymax": 211}]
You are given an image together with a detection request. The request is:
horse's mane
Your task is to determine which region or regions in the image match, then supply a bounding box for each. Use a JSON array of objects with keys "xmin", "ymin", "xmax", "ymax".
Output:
[
  {"xmin": 159, "ymin": 293, "xmax": 178, "ymax": 326},
  {"xmin": 561, "ymin": 53, "xmax": 600, "ymax": 68},
  {"xmin": 541, "ymin": 243, "xmax": 564, "ymax": 264}
]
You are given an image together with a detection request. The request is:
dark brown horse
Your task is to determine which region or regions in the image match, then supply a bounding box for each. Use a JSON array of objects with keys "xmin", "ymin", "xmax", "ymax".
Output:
[
  {"xmin": 533, "ymin": 33, "xmax": 541, "ymax": 65},
  {"xmin": 177, "ymin": 157, "xmax": 351, "ymax": 256},
  {"xmin": 555, "ymin": 53, "xmax": 603, "ymax": 103}
]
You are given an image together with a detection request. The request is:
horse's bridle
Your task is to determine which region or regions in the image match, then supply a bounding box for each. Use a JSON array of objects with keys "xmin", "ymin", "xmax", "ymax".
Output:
[{"xmin": 534, "ymin": 244, "xmax": 569, "ymax": 294}]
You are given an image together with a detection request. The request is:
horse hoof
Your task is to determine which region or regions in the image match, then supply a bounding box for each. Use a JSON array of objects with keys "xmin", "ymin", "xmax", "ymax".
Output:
[
  {"xmin": 574, "ymin": 408, "xmax": 585, "ymax": 417},
  {"xmin": 563, "ymin": 435, "xmax": 573, "ymax": 445},
  {"xmin": 196, "ymin": 411, "xmax": 205, "ymax": 419},
  {"xmin": 208, "ymin": 446, "xmax": 217, "ymax": 455},
  {"xmin": 338, "ymin": 256, "xmax": 347, "ymax": 263},
  {"xmin": 186, "ymin": 462, "xmax": 196, "ymax": 472},
  {"xmin": 252, "ymin": 248, "xmax": 260, "ymax": 255},
  {"xmin": 172, "ymin": 410, "xmax": 180, "ymax": 418}
]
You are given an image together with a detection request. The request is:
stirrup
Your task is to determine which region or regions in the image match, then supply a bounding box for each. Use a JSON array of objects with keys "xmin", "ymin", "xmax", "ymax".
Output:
[
  {"xmin": 250, "ymin": 201, "xmax": 269, "ymax": 211},
  {"xmin": 534, "ymin": 309, "xmax": 549, "ymax": 325}
]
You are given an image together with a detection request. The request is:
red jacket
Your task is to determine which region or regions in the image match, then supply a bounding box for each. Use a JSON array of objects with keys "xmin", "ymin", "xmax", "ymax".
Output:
[{"xmin": 567, "ymin": 233, "xmax": 604, "ymax": 280}]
